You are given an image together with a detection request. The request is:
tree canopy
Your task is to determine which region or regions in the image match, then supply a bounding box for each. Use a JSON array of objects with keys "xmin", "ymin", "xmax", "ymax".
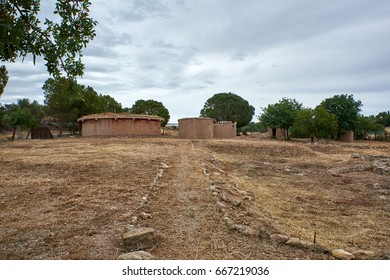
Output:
[
  {"xmin": 43, "ymin": 77, "xmax": 123, "ymax": 123},
  {"xmin": 0, "ymin": 65, "xmax": 8, "ymax": 96},
  {"xmin": 375, "ymin": 111, "xmax": 390, "ymax": 127},
  {"xmin": 291, "ymin": 106, "xmax": 338, "ymax": 142},
  {"xmin": 130, "ymin": 99, "xmax": 170, "ymax": 127},
  {"xmin": 320, "ymin": 94, "xmax": 362, "ymax": 138},
  {"xmin": 200, "ymin": 92, "xmax": 255, "ymax": 128},
  {"xmin": 1, "ymin": 0, "xmax": 97, "ymax": 79},
  {"xmin": 259, "ymin": 98, "xmax": 303, "ymax": 140}
]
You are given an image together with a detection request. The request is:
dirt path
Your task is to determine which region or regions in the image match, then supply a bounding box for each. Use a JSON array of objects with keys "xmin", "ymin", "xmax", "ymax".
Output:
[{"xmin": 140, "ymin": 140, "xmax": 329, "ymax": 259}]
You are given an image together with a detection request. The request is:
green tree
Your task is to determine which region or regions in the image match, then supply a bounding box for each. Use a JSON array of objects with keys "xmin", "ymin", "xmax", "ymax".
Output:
[
  {"xmin": 1, "ymin": 0, "xmax": 97, "ymax": 79},
  {"xmin": 291, "ymin": 106, "xmax": 338, "ymax": 142},
  {"xmin": 200, "ymin": 92, "xmax": 255, "ymax": 128},
  {"xmin": 356, "ymin": 115, "xmax": 385, "ymax": 140},
  {"xmin": 320, "ymin": 94, "xmax": 362, "ymax": 139},
  {"xmin": 375, "ymin": 111, "xmax": 390, "ymax": 127},
  {"xmin": 130, "ymin": 99, "xmax": 170, "ymax": 127},
  {"xmin": 0, "ymin": 65, "xmax": 8, "ymax": 96},
  {"xmin": 43, "ymin": 77, "xmax": 82, "ymax": 123},
  {"xmin": 43, "ymin": 77, "xmax": 123, "ymax": 123},
  {"xmin": 10, "ymin": 107, "xmax": 38, "ymax": 140},
  {"xmin": 259, "ymin": 98, "xmax": 303, "ymax": 140}
]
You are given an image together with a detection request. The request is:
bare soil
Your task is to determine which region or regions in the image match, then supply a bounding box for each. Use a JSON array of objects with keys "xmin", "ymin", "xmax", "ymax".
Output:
[{"xmin": 0, "ymin": 134, "xmax": 389, "ymax": 259}]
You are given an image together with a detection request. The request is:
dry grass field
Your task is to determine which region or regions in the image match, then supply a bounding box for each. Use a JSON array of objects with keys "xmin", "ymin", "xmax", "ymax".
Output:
[{"xmin": 0, "ymin": 133, "xmax": 389, "ymax": 259}]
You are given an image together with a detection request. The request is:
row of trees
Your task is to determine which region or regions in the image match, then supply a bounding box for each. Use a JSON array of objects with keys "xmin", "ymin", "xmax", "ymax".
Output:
[
  {"xmin": 259, "ymin": 94, "xmax": 389, "ymax": 141},
  {"xmin": 198, "ymin": 92, "xmax": 388, "ymax": 141},
  {"xmin": 0, "ymin": 77, "xmax": 171, "ymax": 134}
]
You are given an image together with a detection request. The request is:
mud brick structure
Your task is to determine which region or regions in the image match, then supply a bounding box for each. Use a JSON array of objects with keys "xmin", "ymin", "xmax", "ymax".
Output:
[
  {"xmin": 268, "ymin": 127, "xmax": 288, "ymax": 139},
  {"xmin": 179, "ymin": 118, "xmax": 236, "ymax": 139},
  {"xmin": 178, "ymin": 118, "xmax": 214, "ymax": 139},
  {"xmin": 213, "ymin": 121, "xmax": 237, "ymax": 138},
  {"xmin": 78, "ymin": 113, "xmax": 163, "ymax": 137},
  {"xmin": 339, "ymin": 130, "xmax": 354, "ymax": 142}
]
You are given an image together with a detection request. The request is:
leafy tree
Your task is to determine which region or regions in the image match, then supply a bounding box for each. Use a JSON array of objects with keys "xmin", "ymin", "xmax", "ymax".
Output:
[
  {"xmin": 291, "ymin": 106, "xmax": 338, "ymax": 142},
  {"xmin": 320, "ymin": 94, "xmax": 362, "ymax": 138},
  {"xmin": 259, "ymin": 98, "xmax": 303, "ymax": 140},
  {"xmin": 43, "ymin": 77, "xmax": 82, "ymax": 123},
  {"xmin": 10, "ymin": 107, "xmax": 38, "ymax": 140},
  {"xmin": 375, "ymin": 111, "xmax": 390, "ymax": 127},
  {"xmin": 130, "ymin": 99, "xmax": 170, "ymax": 127},
  {"xmin": 356, "ymin": 115, "xmax": 385, "ymax": 140},
  {"xmin": 1, "ymin": 0, "xmax": 97, "ymax": 79},
  {"xmin": 200, "ymin": 92, "xmax": 255, "ymax": 128},
  {"xmin": 43, "ymin": 77, "xmax": 123, "ymax": 123},
  {"xmin": 0, "ymin": 65, "xmax": 8, "ymax": 96}
]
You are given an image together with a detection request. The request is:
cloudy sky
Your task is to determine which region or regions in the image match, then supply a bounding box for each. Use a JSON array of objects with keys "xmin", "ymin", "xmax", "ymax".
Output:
[{"xmin": 2, "ymin": 0, "xmax": 390, "ymax": 123}]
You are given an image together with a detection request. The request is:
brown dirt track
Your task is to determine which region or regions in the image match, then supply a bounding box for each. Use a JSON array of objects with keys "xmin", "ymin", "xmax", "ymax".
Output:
[{"xmin": 0, "ymin": 135, "xmax": 389, "ymax": 259}]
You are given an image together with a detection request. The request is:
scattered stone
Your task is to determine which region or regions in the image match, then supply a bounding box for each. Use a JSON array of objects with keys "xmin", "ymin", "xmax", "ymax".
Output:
[
  {"xmin": 131, "ymin": 216, "xmax": 138, "ymax": 224},
  {"xmin": 216, "ymin": 201, "xmax": 226, "ymax": 212},
  {"xmin": 161, "ymin": 163, "xmax": 169, "ymax": 169},
  {"xmin": 331, "ymin": 249, "xmax": 355, "ymax": 260},
  {"xmin": 351, "ymin": 153, "xmax": 360, "ymax": 159},
  {"xmin": 258, "ymin": 228, "xmax": 270, "ymax": 239},
  {"xmin": 117, "ymin": 251, "xmax": 154, "ymax": 260},
  {"xmin": 123, "ymin": 227, "xmax": 156, "ymax": 250},
  {"xmin": 139, "ymin": 212, "xmax": 152, "ymax": 219},
  {"xmin": 229, "ymin": 224, "xmax": 258, "ymax": 236},
  {"xmin": 270, "ymin": 234, "xmax": 289, "ymax": 244},
  {"xmin": 212, "ymin": 192, "xmax": 218, "ymax": 196},
  {"xmin": 232, "ymin": 200, "xmax": 241, "ymax": 207},
  {"xmin": 243, "ymin": 196, "xmax": 252, "ymax": 201},
  {"xmin": 285, "ymin": 238, "xmax": 308, "ymax": 249},
  {"xmin": 223, "ymin": 216, "xmax": 233, "ymax": 226},
  {"xmin": 210, "ymin": 185, "xmax": 217, "ymax": 192},
  {"xmin": 352, "ymin": 250, "xmax": 376, "ymax": 260}
]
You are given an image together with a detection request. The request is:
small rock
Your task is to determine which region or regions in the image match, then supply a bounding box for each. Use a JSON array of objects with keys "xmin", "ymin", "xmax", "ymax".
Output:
[
  {"xmin": 331, "ymin": 249, "xmax": 355, "ymax": 260},
  {"xmin": 351, "ymin": 153, "xmax": 360, "ymax": 159},
  {"xmin": 123, "ymin": 227, "xmax": 156, "ymax": 250},
  {"xmin": 161, "ymin": 163, "xmax": 169, "ymax": 169},
  {"xmin": 139, "ymin": 212, "xmax": 152, "ymax": 219},
  {"xmin": 131, "ymin": 216, "xmax": 138, "ymax": 224},
  {"xmin": 352, "ymin": 250, "xmax": 376, "ymax": 260},
  {"xmin": 212, "ymin": 192, "xmax": 218, "ymax": 196},
  {"xmin": 243, "ymin": 196, "xmax": 252, "ymax": 201},
  {"xmin": 223, "ymin": 216, "xmax": 233, "ymax": 226},
  {"xmin": 216, "ymin": 201, "xmax": 226, "ymax": 212},
  {"xmin": 117, "ymin": 251, "xmax": 154, "ymax": 260},
  {"xmin": 210, "ymin": 185, "xmax": 217, "ymax": 192},
  {"xmin": 285, "ymin": 238, "xmax": 307, "ymax": 249},
  {"xmin": 270, "ymin": 234, "xmax": 289, "ymax": 243}
]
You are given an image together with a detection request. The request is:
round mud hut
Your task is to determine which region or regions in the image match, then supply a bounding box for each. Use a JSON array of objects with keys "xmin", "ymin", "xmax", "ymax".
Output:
[
  {"xmin": 178, "ymin": 117, "xmax": 214, "ymax": 139},
  {"xmin": 77, "ymin": 113, "xmax": 163, "ymax": 137}
]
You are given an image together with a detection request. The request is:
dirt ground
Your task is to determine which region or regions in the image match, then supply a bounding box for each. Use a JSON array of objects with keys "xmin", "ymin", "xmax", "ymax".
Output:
[{"xmin": 0, "ymin": 134, "xmax": 389, "ymax": 259}]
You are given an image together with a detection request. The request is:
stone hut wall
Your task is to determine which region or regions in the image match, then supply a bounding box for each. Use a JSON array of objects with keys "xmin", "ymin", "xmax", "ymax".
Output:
[
  {"xmin": 339, "ymin": 130, "xmax": 354, "ymax": 143},
  {"xmin": 178, "ymin": 118, "xmax": 214, "ymax": 139},
  {"xmin": 213, "ymin": 121, "xmax": 236, "ymax": 138},
  {"xmin": 78, "ymin": 114, "xmax": 162, "ymax": 137}
]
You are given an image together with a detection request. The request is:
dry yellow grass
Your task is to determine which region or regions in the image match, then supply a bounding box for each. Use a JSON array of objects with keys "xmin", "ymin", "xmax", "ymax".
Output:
[{"xmin": 0, "ymin": 135, "xmax": 389, "ymax": 259}]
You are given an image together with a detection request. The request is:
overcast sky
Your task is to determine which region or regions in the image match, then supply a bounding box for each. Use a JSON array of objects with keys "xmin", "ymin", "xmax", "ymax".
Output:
[{"xmin": 2, "ymin": 0, "xmax": 390, "ymax": 123}]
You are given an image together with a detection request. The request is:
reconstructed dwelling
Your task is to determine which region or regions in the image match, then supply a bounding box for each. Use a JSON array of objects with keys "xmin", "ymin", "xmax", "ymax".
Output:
[
  {"xmin": 77, "ymin": 113, "xmax": 163, "ymax": 137},
  {"xmin": 178, "ymin": 117, "xmax": 236, "ymax": 139}
]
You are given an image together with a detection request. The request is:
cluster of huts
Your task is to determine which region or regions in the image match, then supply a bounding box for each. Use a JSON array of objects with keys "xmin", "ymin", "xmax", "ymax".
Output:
[
  {"xmin": 28, "ymin": 112, "xmax": 358, "ymax": 142},
  {"xmin": 76, "ymin": 113, "xmax": 237, "ymax": 139}
]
